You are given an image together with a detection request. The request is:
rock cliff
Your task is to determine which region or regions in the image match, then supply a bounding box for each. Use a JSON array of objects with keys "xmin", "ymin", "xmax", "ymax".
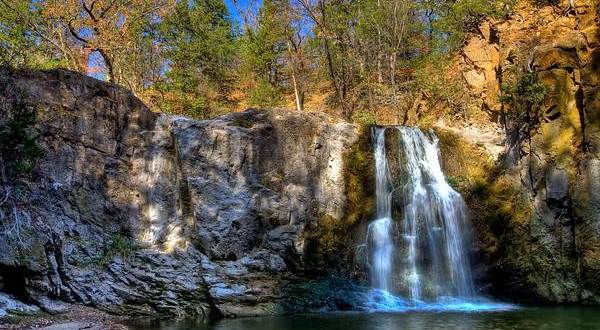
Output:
[
  {"xmin": 437, "ymin": 0, "xmax": 600, "ymax": 304},
  {"xmin": 0, "ymin": 69, "xmax": 371, "ymax": 318},
  {"xmin": 1, "ymin": 0, "xmax": 599, "ymax": 321}
]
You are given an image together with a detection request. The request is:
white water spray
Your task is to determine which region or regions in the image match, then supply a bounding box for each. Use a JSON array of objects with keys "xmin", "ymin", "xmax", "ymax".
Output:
[
  {"xmin": 366, "ymin": 129, "xmax": 394, "ymax": 293},
  {"xmin": 366, "ymin": 126, "xmax": 475, "ymax": 305}
]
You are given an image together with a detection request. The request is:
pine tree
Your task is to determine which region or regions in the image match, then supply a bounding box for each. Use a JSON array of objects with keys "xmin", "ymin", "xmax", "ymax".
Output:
[{"xmin": 158, "ymin": 0, "xmax": 236, "ymax": 118}]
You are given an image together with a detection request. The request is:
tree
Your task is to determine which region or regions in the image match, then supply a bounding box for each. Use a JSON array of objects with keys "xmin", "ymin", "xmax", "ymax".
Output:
[
  {"xmin": 0, "ymin": 0, "xmax": 64, "ymax": 69},
  {"xmin": 238, "ymin": 0, "xmax": 288, "ymax": 107},
  {"xmin": 157, "ymin": 0, "xmax": 236, "ymax": 117},
  {"xmin": 42, "ymin": 0, "xmax": 173, "ymax": 86}
]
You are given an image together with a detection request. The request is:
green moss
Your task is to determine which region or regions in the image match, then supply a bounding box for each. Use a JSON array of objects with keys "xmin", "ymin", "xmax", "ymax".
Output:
[
  {"xmin": 182, "ymin": 286, "xmax": 214, "ymax": 318},
  {"xmin": 307, "ymin": 125, "xmax": 375, "ymax": 269},
  {"xmin": 434, "ymin": 128, "xmax": 588, "ymax": 301},
  {"xmin": 436, "ymin": 128, "xmax": 532, "ymax": 262},
  {"xmin": 351, "ymin": 111, "xmax": 377, "ymax": 126},
  {"xmin": 343, "ymin": 126, "xmax": 376, "ymax": 227}
]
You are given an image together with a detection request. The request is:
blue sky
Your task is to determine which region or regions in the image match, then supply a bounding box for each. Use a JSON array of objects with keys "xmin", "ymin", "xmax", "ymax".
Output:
[{"xmin": 224, "ymin": 0, "xmax": 260, "ymax": 27}]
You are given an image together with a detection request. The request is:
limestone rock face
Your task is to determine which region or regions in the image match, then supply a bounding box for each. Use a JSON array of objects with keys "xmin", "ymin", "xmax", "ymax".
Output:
[{"xmin": 0, "ymin": 69, "xmax": 362, "ymax": 318}]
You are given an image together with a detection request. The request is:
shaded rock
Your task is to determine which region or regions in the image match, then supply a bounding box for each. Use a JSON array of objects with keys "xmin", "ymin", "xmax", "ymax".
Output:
[
  {"xmin": 583, "ymin": 26, "xmax": 600, "ymax": 48},
  {"xmin": 32, "ymin": 295, "xmax": 71, "ymax": 314},
  {"xmin": 545, "ymin": 168, "xmax": 569, "ymax": 202},
  {"xmin": 552, "ymin": 30, "xmax": 588, "ymax": 51},
  {"xmin": 533, "ymin": 46, "xmax": 580, "ymax": 71},
  {"xmin": 0, "ymin": 292, "xmax": 40, "ymax": 316}
]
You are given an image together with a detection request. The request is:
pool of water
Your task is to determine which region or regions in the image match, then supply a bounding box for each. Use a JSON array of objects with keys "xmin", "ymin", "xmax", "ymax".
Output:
[{"xmin": 132, "ymin": 307, "xmax": 600, "ymax": 330}]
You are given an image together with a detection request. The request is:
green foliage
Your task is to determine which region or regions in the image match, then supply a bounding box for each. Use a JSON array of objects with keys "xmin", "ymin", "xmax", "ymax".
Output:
[
  {"xmin": 0, "ymin": 1, "xmax": 61, "ymax": 69},
  {"xmin": 0, "ymin": 0, "xmax": 520, "ymax": 122},
  {"xmin": 351, "ymin": 111, "xmax": 377, "ymax": 126},
  {"xmin": 238, "ymin": 0, "xmax": 290, "ymax": 107},
  {"xmin": 412, "ymin": 55, "xmax": 461, "ymax": 101},
  {"xmin": 95, "ymin": 234, "xmax": 138, "ymax": 266},
  {"xmin": 0, "ymin": 101, "xmax": 44, "ymax": 180},
  {"xmin": 433, "ymin": 0, "xmax": 511, "ymax": 50},
  {"xmin": 157, "ymin": 0, "xmax": 236, "ymax": 118},
  {"xmin": 501, "ymin": 72, "xmax": 548, "ymax": 133},
  {"xmin": 247, "ymin": 79, "xmax": 283, "ymax": 107}
]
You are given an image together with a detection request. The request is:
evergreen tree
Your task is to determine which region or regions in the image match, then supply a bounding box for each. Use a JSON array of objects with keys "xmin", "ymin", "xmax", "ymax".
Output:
[
  {"xmin": 158, "ymin": 0, "xmax": 236, "ymax": 118},
  {"xmin": 238, "ymin": 0, "xmax": 289, "ymax": 107}
]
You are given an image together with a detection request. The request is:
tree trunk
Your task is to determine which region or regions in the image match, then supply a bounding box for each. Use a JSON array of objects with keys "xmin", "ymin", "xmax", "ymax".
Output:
[
  {"xmin": 97, "ymin": 48, "xmax": 116, "ymax": 83},
  {"xmin": 287, "ymin": 40, "xmax": 303, "ymax": 112},
  {"xmin": 318, "ymin": 0, "xmax": 347, "ymax": 116}
]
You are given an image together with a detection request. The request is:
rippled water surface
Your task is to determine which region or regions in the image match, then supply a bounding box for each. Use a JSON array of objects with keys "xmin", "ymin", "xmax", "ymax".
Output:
[{"xmin": 131, "ymin": 307, "xmax": 600, "ymax": 330}]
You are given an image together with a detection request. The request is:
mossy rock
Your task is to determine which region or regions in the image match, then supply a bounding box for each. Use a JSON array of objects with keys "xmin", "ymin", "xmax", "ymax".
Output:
[{"xmin": 306, "ymin": 125, "xmax": 375, "ymax": 272}]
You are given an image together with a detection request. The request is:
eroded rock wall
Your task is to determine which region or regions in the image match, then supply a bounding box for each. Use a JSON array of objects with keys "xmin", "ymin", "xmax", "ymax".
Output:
[{"xmin": 0, "ymin": 69, "xmax": 368, "ymax": 318}]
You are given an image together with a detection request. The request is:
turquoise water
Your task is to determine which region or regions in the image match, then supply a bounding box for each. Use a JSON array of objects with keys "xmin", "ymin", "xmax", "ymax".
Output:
[
  {"xmin": 360, "ymin": 289, "xmax": 515, "ymax": 312},
  {"xmin": 132, "ymin": 307, "xmax": 600, "ymax": 330}
]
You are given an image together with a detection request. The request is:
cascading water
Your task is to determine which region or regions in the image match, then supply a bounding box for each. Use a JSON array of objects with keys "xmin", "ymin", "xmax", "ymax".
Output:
[
  {"xmin": 397, "ymin": 127, "xmax": 474, "ymax": 300},
  {"xmin": 364, "ymin": 126, "xmax": 512, "ymax": 312},
  {"xmin": 366, "ymin": 128, "xmax": 394, "ymax": 294}
]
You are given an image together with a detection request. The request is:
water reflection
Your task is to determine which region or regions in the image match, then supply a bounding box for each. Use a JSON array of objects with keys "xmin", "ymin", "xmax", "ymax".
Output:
[{"xmin": 131, "ymin": 307, "xmax": 600, "ymax": 330}]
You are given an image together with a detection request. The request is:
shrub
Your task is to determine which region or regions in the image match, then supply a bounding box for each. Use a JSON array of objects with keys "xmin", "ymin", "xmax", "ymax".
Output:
[
  {"xmin": 0, "ymin": 100, "xmax": 44, "ymax": 181},
  {"xmin": 434, "ymin": 0, "xmax": 512, "ymax": 49},
  {"xmin": 248, "ymin": 79, "xmax": 283, "ymax": 107},
  {"xmin": 95, "ymin": 233, "xmax": 138, "ymax": 266},
  {"xmin": 500, "ymin": 72, "xmax": 547, "ymax": 135}
]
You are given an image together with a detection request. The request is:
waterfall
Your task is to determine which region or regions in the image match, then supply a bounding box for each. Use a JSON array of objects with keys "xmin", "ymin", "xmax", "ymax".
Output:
[
  {"xmin": 367, "ymin": 128, "xmax": 394, "ymax": 293},
  {"xmin": 366, "ymin": 126, "xmax": 475, "ymax": 305}
]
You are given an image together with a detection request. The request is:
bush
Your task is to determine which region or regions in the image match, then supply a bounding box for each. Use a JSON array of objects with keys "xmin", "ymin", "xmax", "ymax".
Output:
[
  {"xmin": 248, "ymin": 79, "xmax": 283, "ymax": 107},
  {"xmin": 500, "ymin": 72, "xmax": 547, "ymax": 129},
  {"xmin": 95, "ymin": 233, "xmax": 138, "ymax": 266},
  {"xmin": 434, "ymin": 0, "xmax": 512, "ymax": 49},
  {"xmin": 0, "ymin": 100, "xmax": 43, "ymax": 181}
]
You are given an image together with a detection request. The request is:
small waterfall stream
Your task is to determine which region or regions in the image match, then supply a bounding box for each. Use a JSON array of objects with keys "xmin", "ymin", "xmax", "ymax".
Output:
[{"xmin": 365, "ymin": 126, "xmax": 501, "ymax": 311}]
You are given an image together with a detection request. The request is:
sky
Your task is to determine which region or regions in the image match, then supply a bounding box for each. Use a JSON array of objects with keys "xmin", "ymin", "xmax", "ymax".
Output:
[{"xmin": 224, "ymin": 0, "xmax": 260, "ymax": 28}]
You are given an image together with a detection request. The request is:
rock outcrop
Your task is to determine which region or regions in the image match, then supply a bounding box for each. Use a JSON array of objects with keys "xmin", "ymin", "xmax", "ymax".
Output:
[
  {"xmin": 439, "ymin": 0, "xmax": 600, "ymax": 304},
  {"xmin": 0, "ymin": 69, "xmax": 370, "ymax": 319}
]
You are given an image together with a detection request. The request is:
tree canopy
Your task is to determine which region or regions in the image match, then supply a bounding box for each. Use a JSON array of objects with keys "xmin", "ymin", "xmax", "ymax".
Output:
[{"xmin": 0, "ymin": 0, "xmax": 513, "ymax": 120}]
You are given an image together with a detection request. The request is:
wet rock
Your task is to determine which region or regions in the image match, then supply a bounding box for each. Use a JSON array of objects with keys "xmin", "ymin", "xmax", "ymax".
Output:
[{"xmin": 40, "ymin": 322, "xmax": 104, "ymax": 330}]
